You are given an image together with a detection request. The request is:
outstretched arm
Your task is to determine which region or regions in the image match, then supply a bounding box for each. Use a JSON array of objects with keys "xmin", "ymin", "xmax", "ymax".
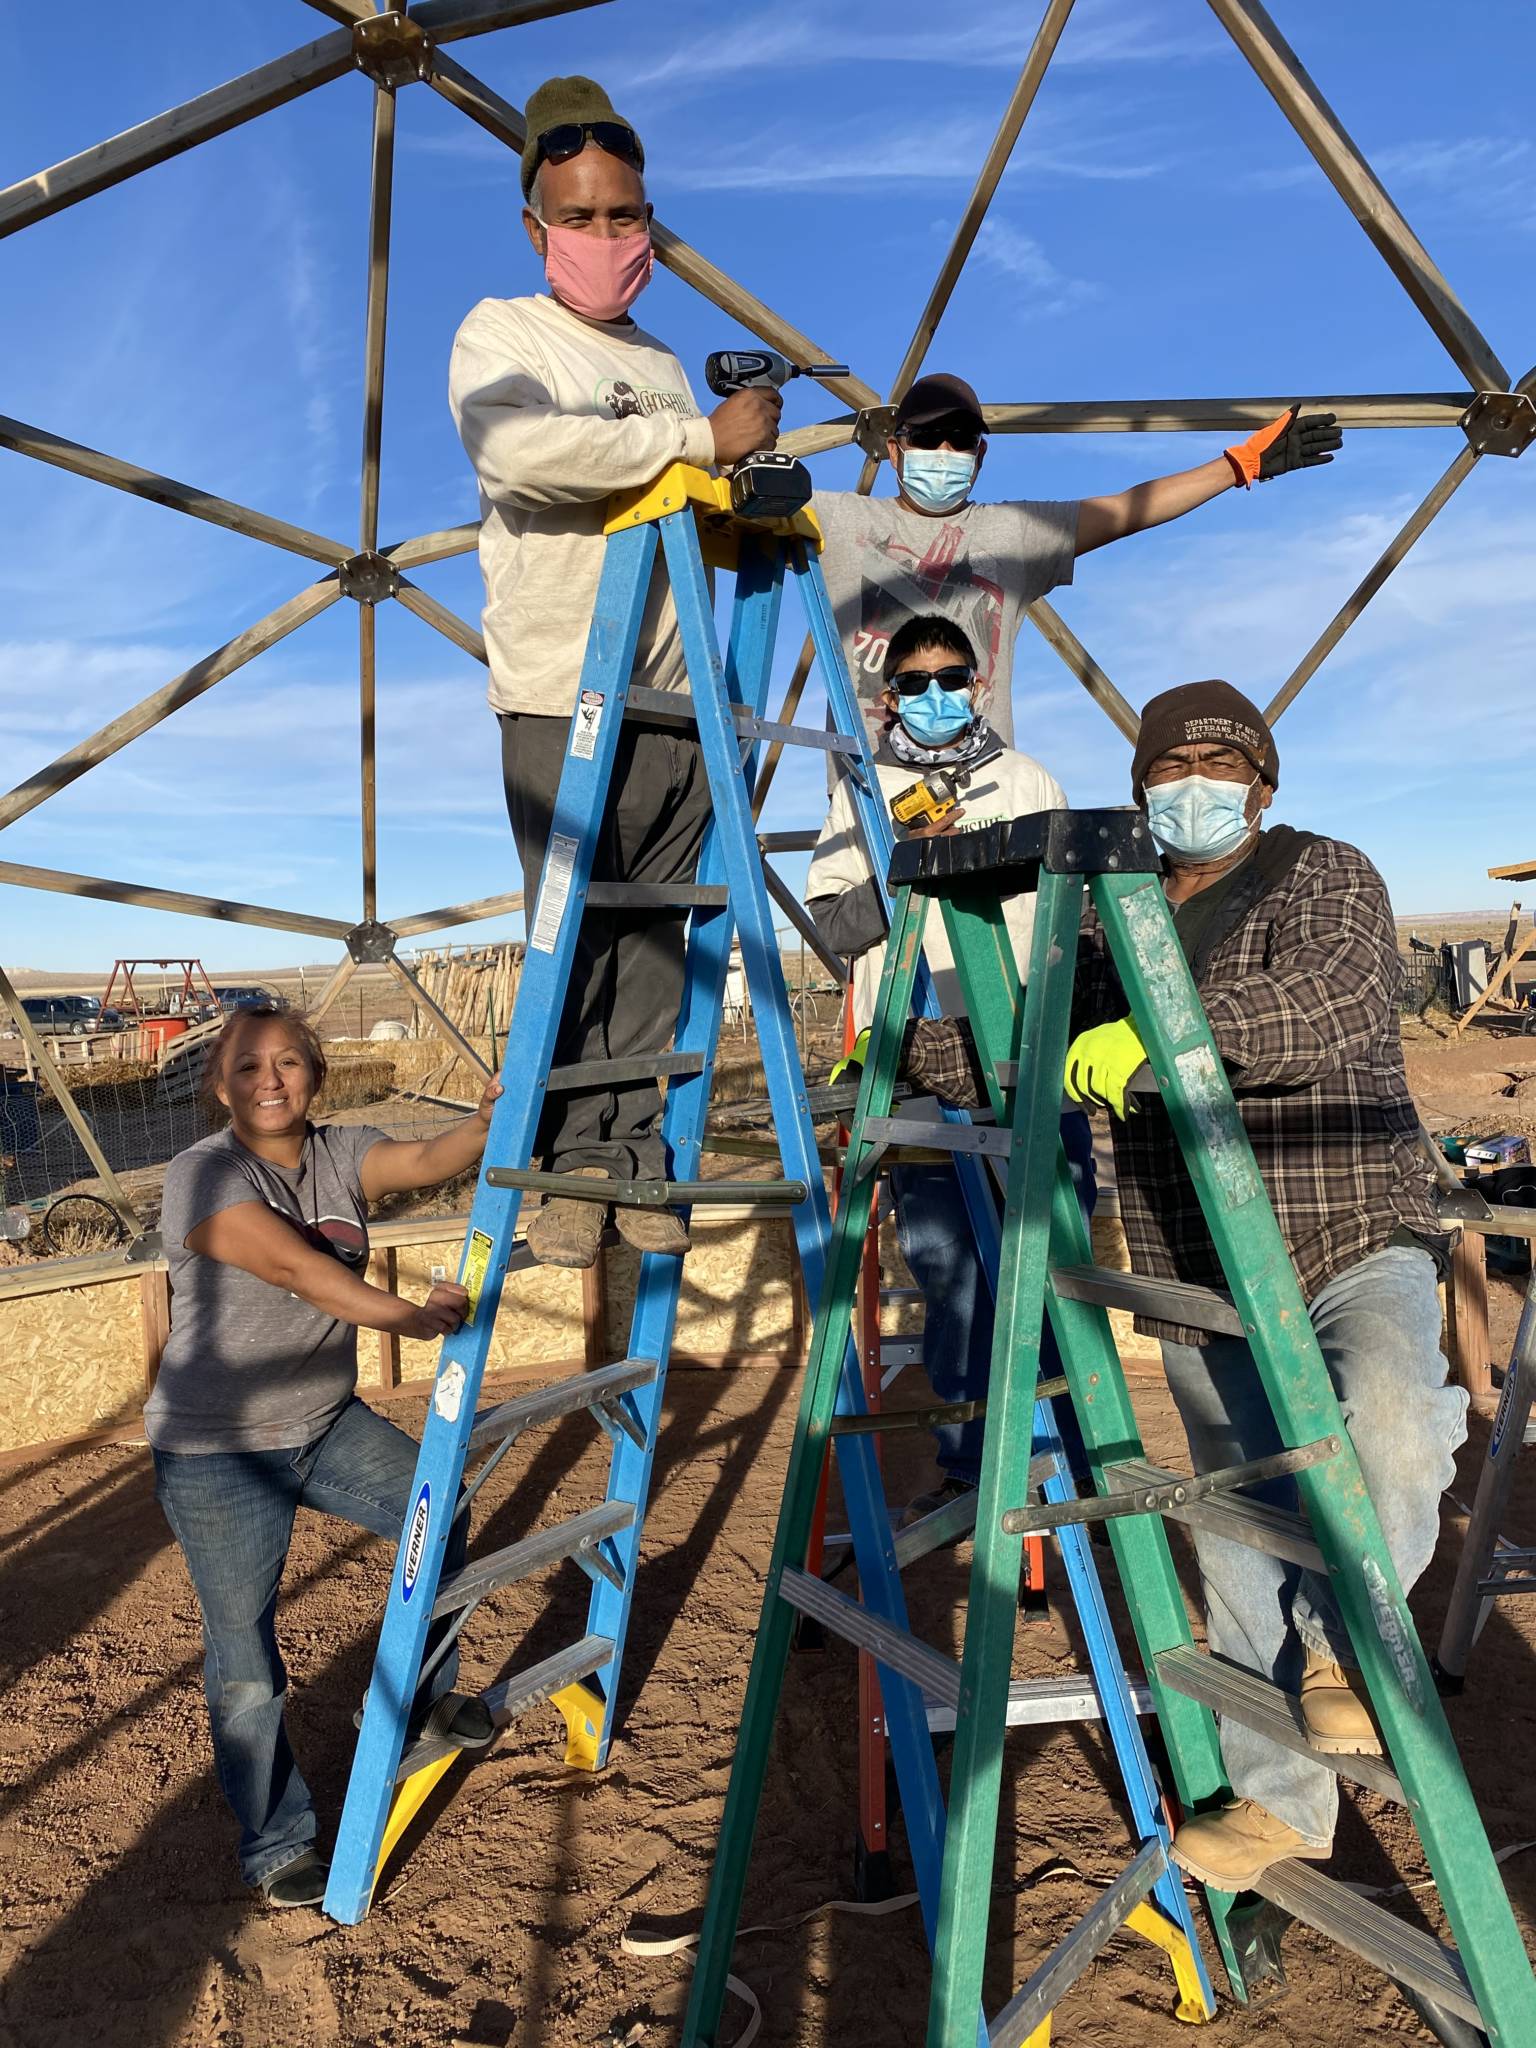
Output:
[
  {"xmin": 360, "ymin": 1074, "xmax": 503, "ymax": 1201},
  {"xmin": 1074, "ymin": 406, "xmax": 1341, "ymax": 558}
]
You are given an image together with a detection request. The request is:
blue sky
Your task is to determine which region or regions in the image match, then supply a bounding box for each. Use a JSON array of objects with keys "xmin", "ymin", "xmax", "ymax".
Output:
[{"xmin": 2, "ymin": 0, "xmax": 1533, "ymax": 970}]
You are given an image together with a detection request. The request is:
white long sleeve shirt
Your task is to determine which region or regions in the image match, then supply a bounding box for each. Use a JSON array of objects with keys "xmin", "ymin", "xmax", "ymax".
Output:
[
  {"xmin": 448, "ymin": 292, "xmax": 717, "ymax": 716},
  {"xmin": 807, "ymin": 744, "xmax": 1067, "ymax": 1029}
]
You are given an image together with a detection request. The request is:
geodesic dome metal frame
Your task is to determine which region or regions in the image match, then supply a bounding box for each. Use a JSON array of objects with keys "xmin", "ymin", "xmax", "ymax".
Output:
[{"xmin": 1, "ymin": 0, "xmax": 1532, "ymax": 1235}]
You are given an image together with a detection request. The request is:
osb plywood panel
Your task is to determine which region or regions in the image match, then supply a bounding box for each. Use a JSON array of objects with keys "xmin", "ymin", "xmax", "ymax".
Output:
[
  {"xmin": 600, "ymin": 1217, "xmax": 800, "ymax": 1359},
  {"xmin": 0, "ymin": 1280, "xmax": 143, "ymax": 1452}
]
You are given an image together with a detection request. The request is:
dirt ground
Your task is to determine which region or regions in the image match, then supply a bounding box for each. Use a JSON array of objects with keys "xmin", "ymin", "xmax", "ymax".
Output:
[
  {"xmin": 4, "ymin": 1021, "xmax": 1536, "ymax": 2046},
  {"xmin": 4, "ymin": 1336, "xmax": 1536, "ymax": 2048}
]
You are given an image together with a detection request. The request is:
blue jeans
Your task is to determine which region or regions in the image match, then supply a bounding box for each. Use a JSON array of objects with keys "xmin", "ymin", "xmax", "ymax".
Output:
[
  {"xmin": 1161, "ymin": 1245, "xmax": 1469, "ymax": 1846},
  {"xmin": 891, "ymin": 1110, "xmax": 1097, "ymax": 1486},
  {"xmin": 153, "ymin": 1397, "xmax": 465, "ymax": 1888}
]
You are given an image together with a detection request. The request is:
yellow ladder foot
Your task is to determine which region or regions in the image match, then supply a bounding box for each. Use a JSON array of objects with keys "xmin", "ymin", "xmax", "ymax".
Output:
[
  {"xmin": 1126, "ymin": 1899, "xmax": 1213, "ymax": 2023},
  {"xmin": 552, "ymin": 1680, "xmax": 607, "ymax": 1770}
]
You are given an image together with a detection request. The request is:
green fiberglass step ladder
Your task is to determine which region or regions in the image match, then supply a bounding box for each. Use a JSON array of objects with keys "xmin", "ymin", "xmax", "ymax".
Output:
[
  {"xmin": 683, "ymin": 808, "xmax": 1536, "ymax": 2048},
  {"xmin": 323, "ymin": 462, "xmax": 904, "ymax": 1923}
]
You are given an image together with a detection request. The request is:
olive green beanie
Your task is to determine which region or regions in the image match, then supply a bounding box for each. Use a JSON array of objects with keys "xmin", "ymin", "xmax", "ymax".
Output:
[{"xmin": 520, "ymin": 76, "xmax": 644, "ymax": 201}]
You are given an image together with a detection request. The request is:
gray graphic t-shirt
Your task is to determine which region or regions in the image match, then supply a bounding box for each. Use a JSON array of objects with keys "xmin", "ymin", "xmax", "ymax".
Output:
[
  {"xmin": 815, "ymin": 492, "xmax": 1079, "ymax": 747},
  {"xmin": 145, "ymin": 1122, "xmax": 388, "ymax": 1454}
]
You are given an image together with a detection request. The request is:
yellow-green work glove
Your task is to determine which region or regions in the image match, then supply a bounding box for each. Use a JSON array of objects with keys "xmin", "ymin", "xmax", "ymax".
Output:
[
  {"xmin": 1063, "ymin": 1017, "xmax": 1146, "ymax": 1120},
  {"xmin": 829, "ymin": 1027, "xmax": 870, "ymax": 1088}
]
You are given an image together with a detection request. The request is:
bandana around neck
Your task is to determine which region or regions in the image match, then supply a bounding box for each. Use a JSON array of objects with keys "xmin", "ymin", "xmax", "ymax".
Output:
[{"xmin": 883, "ymin": 716, "xmax": 998, "ymax": 774}]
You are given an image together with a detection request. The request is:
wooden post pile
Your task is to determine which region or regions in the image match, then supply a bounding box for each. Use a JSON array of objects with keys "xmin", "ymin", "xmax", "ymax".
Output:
[{"xmin": 407, "ymin": 943, "xmax": 522, "ymax": 1043}]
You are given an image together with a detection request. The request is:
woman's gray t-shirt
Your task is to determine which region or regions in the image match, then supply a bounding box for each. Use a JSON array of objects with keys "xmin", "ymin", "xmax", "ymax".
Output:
[{"xmin": 144, "ymin": 1123, "xmax": 388, "ymax": 1454}]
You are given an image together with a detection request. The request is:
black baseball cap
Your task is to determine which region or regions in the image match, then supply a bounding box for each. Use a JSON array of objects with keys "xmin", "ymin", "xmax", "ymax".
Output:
[{"xmin": 894, "ymin": 372, "xmax": 984, "ymax": 431}]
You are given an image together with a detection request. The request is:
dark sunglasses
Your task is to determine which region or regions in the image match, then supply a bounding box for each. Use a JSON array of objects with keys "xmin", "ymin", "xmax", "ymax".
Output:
[
  {"xmin": 891, "ymin": 665, "xmax": 974, "ymax": 696},
  {"xmin": 899, "ymin": 417, "xmax": 983, "ymax": 452},
  {"xmin": 534, "ymin": 121, "xmax": 642, "ymax": 173}
]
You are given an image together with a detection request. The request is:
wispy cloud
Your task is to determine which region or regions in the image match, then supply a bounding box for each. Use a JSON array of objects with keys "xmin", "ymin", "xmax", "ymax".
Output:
[
  {"xmin": 968, "ymin": 219, "xmax": 1103, "ymax": 317},
  {"xmin": 656, "ymin": 106, "xmax": 1167, "ymax": 194},
  {"xmin": 606, "ymin": 0, "xmax": 1224, "ymax": 98},
  {"xmin": 1247, "ymin": 134, "xmax": 1535, "ymax": 227}
]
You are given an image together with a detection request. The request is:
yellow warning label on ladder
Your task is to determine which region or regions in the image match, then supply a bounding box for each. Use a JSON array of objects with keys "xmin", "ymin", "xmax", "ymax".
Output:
[{"xmin": 460, "ymin": 1228, "xmax": 493, "ymax": 1327}]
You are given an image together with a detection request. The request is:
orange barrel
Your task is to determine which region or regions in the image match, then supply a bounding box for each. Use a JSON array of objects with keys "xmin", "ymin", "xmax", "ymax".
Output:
[{"xmin": 140, "ymin": 1016, "xmax": 190, "ymax": 1056}]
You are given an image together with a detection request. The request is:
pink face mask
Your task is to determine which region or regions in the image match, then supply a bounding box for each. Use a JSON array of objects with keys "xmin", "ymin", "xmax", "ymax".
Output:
[{"xmin": 541, "ymin": 223, "xmax": 654, "ymax": 322}]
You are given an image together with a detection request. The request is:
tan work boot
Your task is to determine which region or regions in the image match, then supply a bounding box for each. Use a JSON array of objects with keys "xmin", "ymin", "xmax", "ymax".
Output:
[
  {"xmin": 1172, "ymin": 1798, "xmax": 1331, "ymax": 1890},
  {"xmin": 1299, "ymin": 1648, "xmax": 1383, "ymax": 1756},
  {"xmin": 613, "ymin": 1206, "xmax": 692, "ymax": 1257},
  {"xmin": 524, "ymin": 1167, "xmax": 609, "ymax": 1269}
]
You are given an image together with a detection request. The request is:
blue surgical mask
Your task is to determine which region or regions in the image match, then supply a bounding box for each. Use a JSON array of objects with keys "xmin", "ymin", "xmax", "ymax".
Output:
[
  {"xmin": 1144, "ymin": 773, "xmax": 1258, "ymax": 861},
  {"xmin": 899, "ymin": 682, "xmax": 975, "ymax": 746},
  {"xmin": 899, "ymin": 447, "xmax": 976, "ymax": 515}
]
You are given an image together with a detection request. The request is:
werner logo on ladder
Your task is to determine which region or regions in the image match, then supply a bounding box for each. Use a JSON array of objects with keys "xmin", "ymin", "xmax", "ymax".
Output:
[{"xmin": 323, "ymin": 459, "xmax": 910, "ymax": 1924}]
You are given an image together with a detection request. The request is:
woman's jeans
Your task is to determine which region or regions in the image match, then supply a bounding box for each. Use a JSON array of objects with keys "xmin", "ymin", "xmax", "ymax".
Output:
[
  {"xmin": 1161, "ymin": 1245, "xmax": 1469, "ymax": 1846},
  {"xmin": 153, "ymin": 1397, "xmax": 466, "ymax": 1889},
  {"xmin": 891, "ymin": 1109, "xmax": 1097, "ymax": 1487}
]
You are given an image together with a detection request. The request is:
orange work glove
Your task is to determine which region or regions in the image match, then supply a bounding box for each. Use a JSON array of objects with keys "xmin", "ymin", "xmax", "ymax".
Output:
[{"xmin": 1224, "ymin": 404, "xmax": 1342, "ymax": 489}]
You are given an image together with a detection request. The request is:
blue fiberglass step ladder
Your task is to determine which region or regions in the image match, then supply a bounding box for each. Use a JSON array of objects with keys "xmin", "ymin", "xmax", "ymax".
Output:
[
  {"xmin": 324, "ymin": 463, "xmax": 874, "ymax": 1921},
  {"xmin": 322, "ymin": 460, "xmax": 1175, "ymax": 1945}
]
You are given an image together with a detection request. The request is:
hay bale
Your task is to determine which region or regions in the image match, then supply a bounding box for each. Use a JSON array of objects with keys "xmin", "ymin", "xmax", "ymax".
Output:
[{"xmin": 315, "ymin": 1056, "xmax": 395, "ymax": 1113}]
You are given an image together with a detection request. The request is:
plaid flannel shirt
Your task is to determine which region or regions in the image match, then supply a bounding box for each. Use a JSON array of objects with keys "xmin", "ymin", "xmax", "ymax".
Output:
[
  {"xmin": 900, "ymin": 832, "xmax": 1447, "ymax": 1346},
  {"xmin": 1074, "ymin": 832, "xmax": 1448, "ymax": 1344}
]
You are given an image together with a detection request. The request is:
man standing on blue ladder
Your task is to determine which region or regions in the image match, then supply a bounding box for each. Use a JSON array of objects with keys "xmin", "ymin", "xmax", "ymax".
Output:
[
  {"xmin": 449, "ymin": 76, "xmax": 780, "ymax": 1269},
  {"xmin": 817, "ymin": 373, "xmax": 1343, "ymax": 751}
]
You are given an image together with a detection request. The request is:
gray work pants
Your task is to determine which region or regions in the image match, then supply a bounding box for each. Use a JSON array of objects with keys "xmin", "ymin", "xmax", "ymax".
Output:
[
  {"xmin": 1161, "ymin": 1245, "xmax": 1468, "ymax": 1845},
  {"xmin": 500, "ymin": 711, "xmax": 712, "ymax": 1178}
]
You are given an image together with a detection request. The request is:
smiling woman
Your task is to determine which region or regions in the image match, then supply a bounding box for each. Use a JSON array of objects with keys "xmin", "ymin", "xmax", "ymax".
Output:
[{"xmin": 142, "ymin": 1005, "xmax": 506, "ymax": 1910}]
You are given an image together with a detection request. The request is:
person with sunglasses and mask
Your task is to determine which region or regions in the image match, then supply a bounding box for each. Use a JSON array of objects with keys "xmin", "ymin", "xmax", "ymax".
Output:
[
  {"xmin": 806, "ymin": 613, "xmax": 1097, "ymax": 1517},
  {"xmin": 449, "ymin": 78, "xmax": 780, "ymax": 1270},
  {"xmin": 817, "ymin": 373, "xmax": 1342, "ymax": 753}
]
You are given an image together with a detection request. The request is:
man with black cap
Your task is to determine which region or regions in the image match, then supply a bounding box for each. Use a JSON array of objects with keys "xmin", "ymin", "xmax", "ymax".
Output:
[
  {"xmin": 448, "ymin": 77, "xmax": 778, "ymax": 1269},
  {"xmin": 817, "ymin": 377, "xmax": 1341, "ymax": 749},
  {"xmin": 906, "ymin": 679, "xmax": 1466, "ymax": 1886},
  {"xmin": 1061, "ymin": 680, "xmax": 1466, "ymax": 1890}
]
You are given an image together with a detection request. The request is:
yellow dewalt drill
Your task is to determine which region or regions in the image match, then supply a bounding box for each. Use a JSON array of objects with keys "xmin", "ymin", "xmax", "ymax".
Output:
[{"xmin": 890, "ymin": 735, "xmax": 1003, "ymax": 831}]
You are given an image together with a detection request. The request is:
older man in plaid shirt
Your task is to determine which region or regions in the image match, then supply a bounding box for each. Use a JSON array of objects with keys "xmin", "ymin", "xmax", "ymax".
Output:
[{"xmin": 908, "ymin": 679, "xmax": 1467, "ymax": 1892}]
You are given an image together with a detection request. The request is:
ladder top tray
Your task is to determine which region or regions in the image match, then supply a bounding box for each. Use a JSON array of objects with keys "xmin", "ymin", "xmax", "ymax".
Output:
[{"xmin": 888, "ymin": 808, "xmax": 1161, "ymax": 895}]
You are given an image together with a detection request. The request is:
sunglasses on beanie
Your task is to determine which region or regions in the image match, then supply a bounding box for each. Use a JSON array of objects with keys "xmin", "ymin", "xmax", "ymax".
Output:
[{"xmin": 534, "ymin": 121, "xmax": 642, "ymax": 173}]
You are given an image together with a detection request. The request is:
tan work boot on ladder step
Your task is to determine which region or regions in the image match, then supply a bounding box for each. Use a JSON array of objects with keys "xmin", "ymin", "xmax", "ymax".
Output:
[
  {"xmin": 1299, "ymin": 1647, "xmax": 1384, "ymax": 1756},
  {"xmin": 524, "ymin": 1166, "xmax": 609, "ymax": 1268}
]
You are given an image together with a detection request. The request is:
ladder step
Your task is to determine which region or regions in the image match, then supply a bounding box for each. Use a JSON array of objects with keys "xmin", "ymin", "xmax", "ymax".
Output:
[
  {"xmin": 393, "ymin": 1634, "xmax": 613, "ymax": 1781},
  {"xmin": 1252, "ymin": 1860, "xmax": 1482, "ymax": 2030},
  {"xmin": 879, "ymin": 1338, "xmax": 923, "ymax": 1368},
  {"xmin": 469, "ymin": 1358, "xmax": 659, "ymax": 1449},
  {"xmin": 432, "ymin": 1502, "xmax": 634, "ymax": 1619},
  {"xmin": 585, "ymin": 882, "xmax": 728, "ymax": 910},
  {"xmin": 779, "ymin": 1566, "xmax": 962, "ymax": 1705},
  {"xmin": 547, "ymin": 1052, "xmax": 706, "ymax": 1089},
  {"xmin": 1107, "ymin": 1458, "xmax": 1325, "ymax": 1571},
  {"xmin": 926, "ymin": 1673, "xmax": 1154, "ymax": 1734},
  {"xmin": 486, "ymin": 1169, "xmax": 807, "ymax": 1208},
  {"xmin": 1003, "ymin": 1438, "xmax": 1340, "ymax": 1537},
  {"xmin": 987, "ymin": 1839, "xmax": 1167, "ymax": 2045},
  {"xmin": 1155, "ymin": 1646, "xmax": 1405, "ymax": 1802},
  {"xmin": 1050, "ymin": 1262, "xmax": 1246, "ymax": 1338}
]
